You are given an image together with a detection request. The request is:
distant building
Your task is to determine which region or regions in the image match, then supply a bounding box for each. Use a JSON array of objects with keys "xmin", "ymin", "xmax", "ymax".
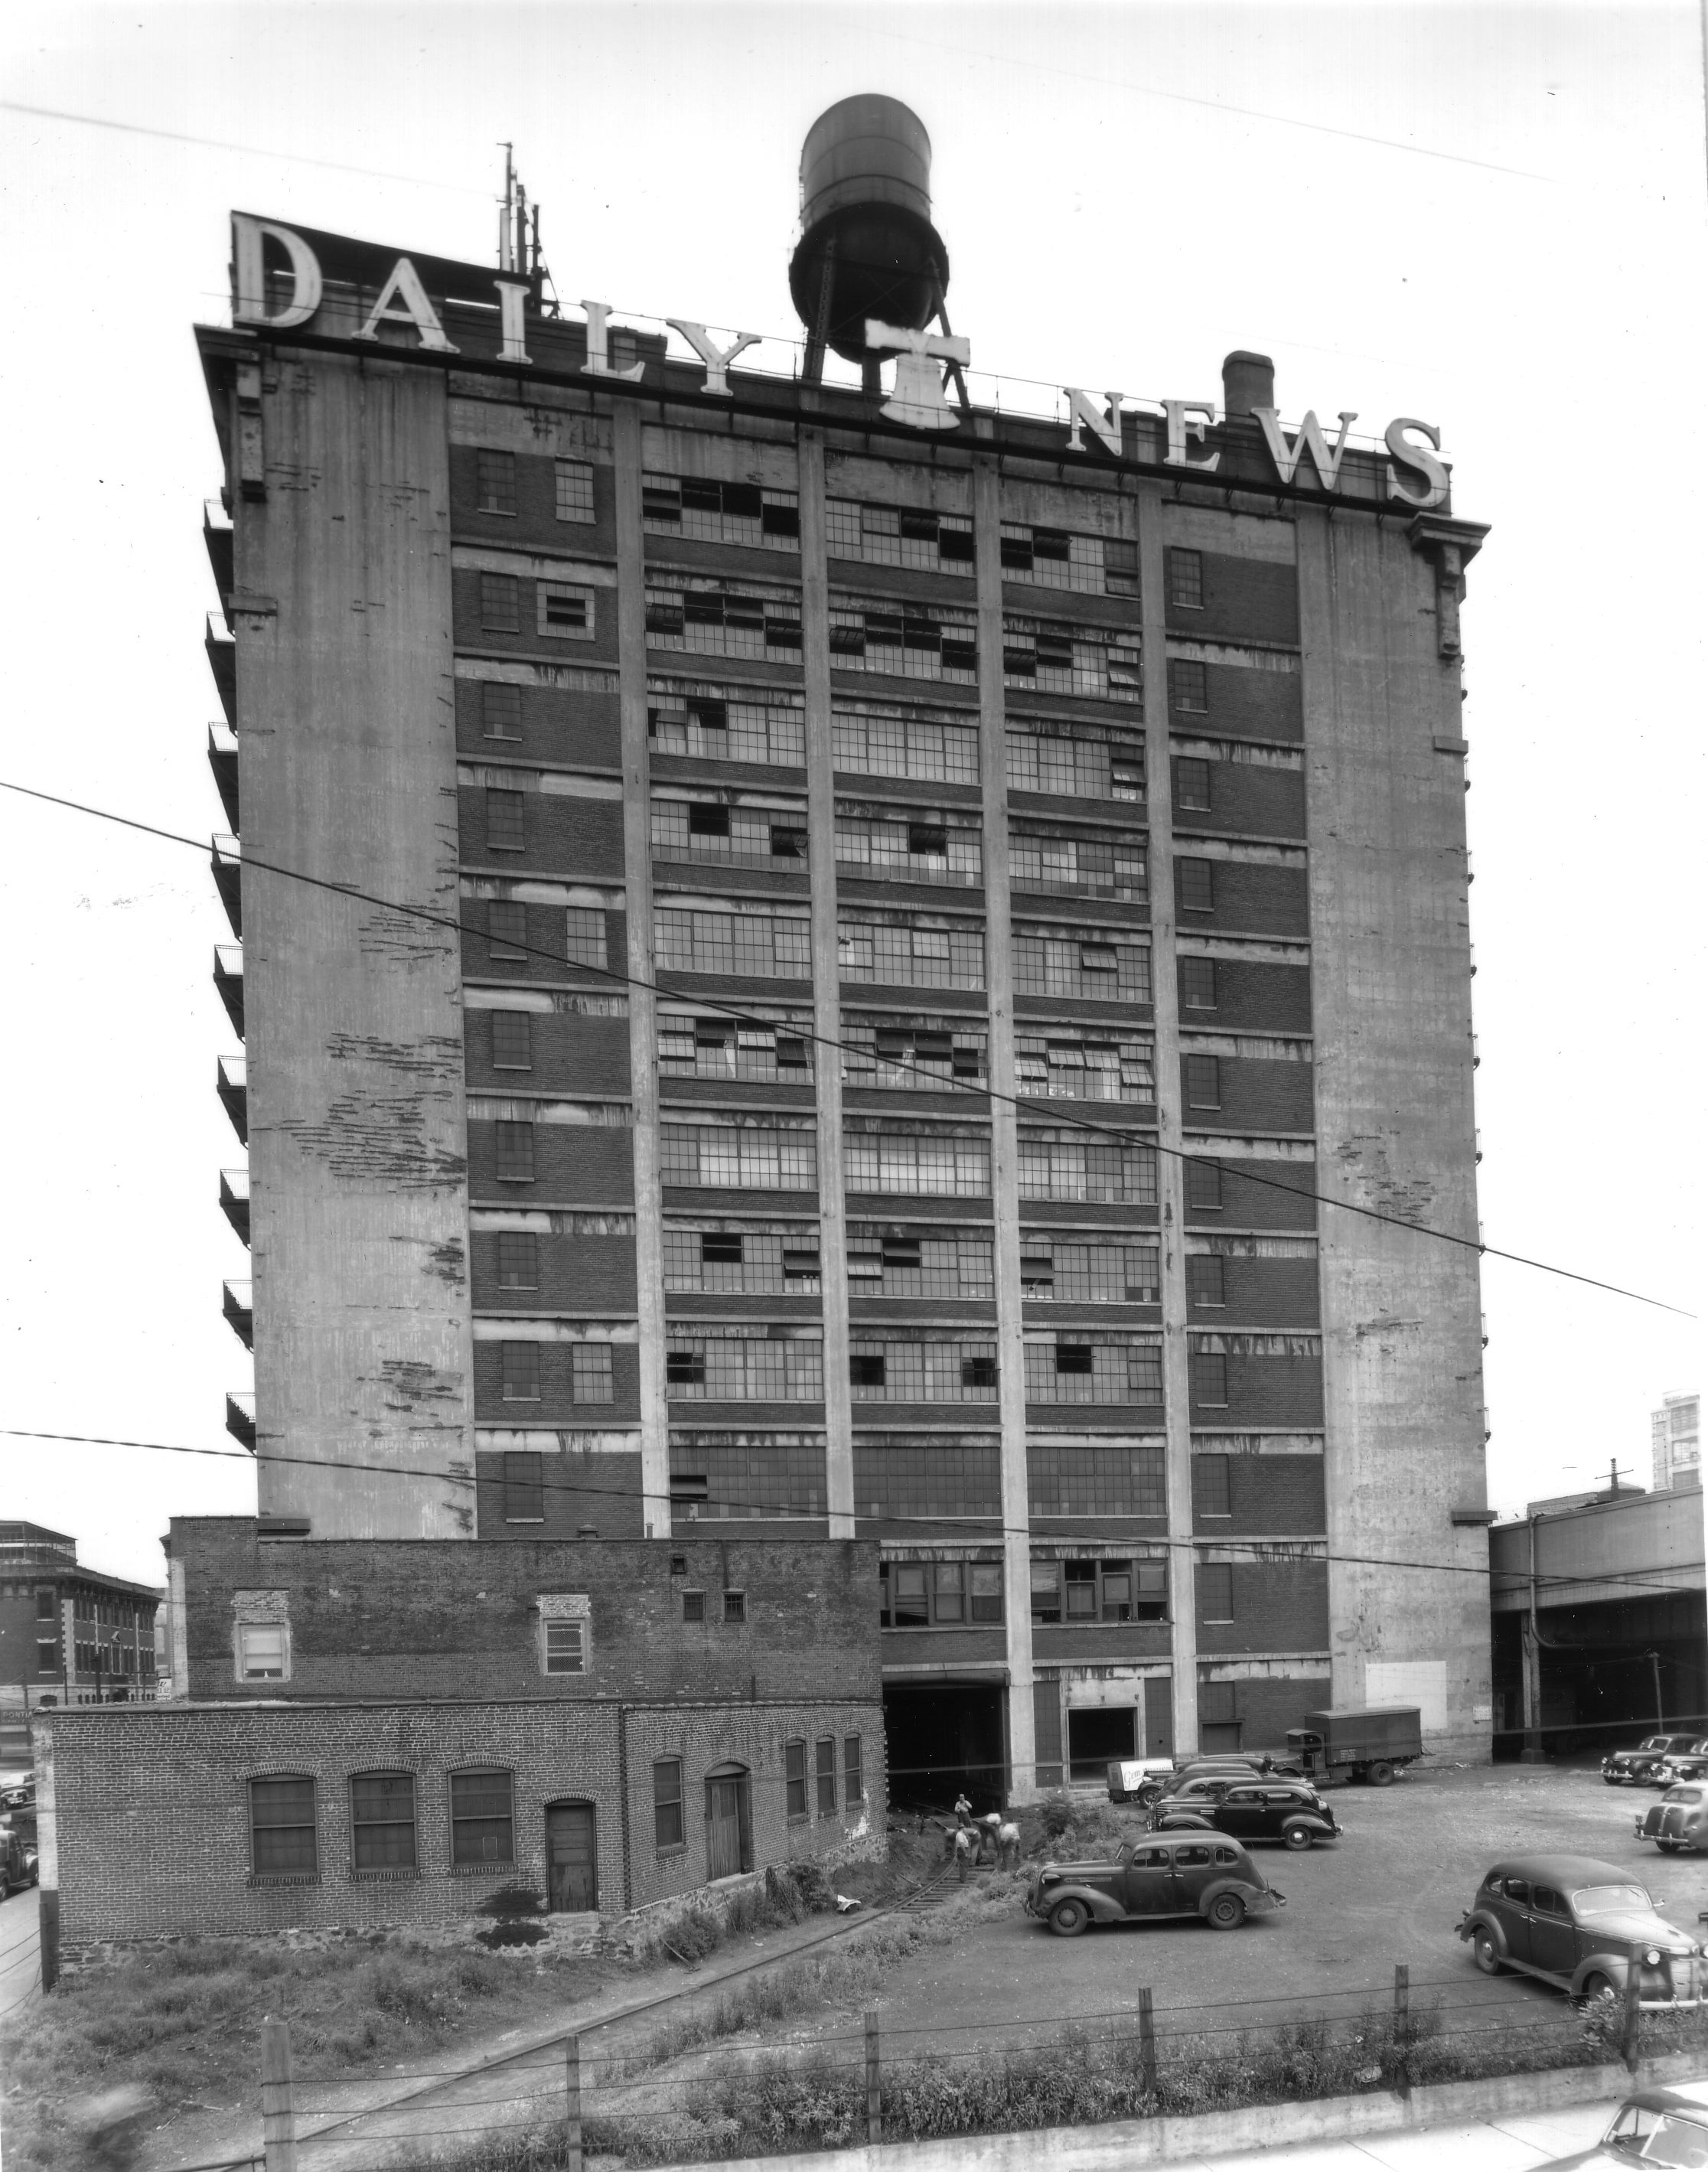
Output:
[
  {"xmin": 0, "ymin": 1522, "xmax": 161, "ymax": 1767},
  {"xmin": 1653, "ymin": 1392, "xmax": 1701, "ymax": 1494}
]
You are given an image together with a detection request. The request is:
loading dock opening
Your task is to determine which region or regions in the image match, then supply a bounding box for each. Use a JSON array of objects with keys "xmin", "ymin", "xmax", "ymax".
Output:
[{"xmin": 884, "ymin": 1679, "xmax": 1006, "ymax": 1812}]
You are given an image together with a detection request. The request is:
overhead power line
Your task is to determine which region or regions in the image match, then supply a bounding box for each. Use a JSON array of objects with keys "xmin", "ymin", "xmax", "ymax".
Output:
[{"xmin": 0, "ymin": 773, "xmax": 1692, "ymax": 1319}]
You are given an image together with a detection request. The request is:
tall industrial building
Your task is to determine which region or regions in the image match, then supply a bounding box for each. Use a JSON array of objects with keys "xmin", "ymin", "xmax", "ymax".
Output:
[
  {"xmin": 198, "ymin": 98, "xmax": 1494, "ymax": 1793},
  {"xmin": 1653, "ymin": 1392, "xmax": 1702, "ymax": 1494}
]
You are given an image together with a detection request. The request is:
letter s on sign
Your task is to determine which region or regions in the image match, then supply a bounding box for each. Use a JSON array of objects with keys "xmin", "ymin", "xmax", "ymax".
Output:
[
  {"xmin": 232, "ymin": 215, "xmax": 322, "ymax": 331},
  {"xmin": 1385, "ymin": 418, "xmax": 1449, "ymax": 510}
]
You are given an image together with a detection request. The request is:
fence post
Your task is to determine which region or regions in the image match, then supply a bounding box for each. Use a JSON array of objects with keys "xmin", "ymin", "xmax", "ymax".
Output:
[
  {"xmin": 1138, "ymin": 1986, "xmax": 1158, "ymax": 2103},
  {"xmin": 566, "ymin": 2032, "xmax": 583, "ymax": 2172},
  {"xmin": 1623, "ymin": 1945, "xmax": 1643, "ymax": 2076},
  {"xmin": 1392, "ymin": 1965, "xmax": 1410, "ymax": 2099},
  {"xmin": 865, "ymin": 2008, "xmax": 882, "ymax": 2147},
  {"xmin": 259, "ymin": 2018, "xmax": 297, "ymax": 2172}
]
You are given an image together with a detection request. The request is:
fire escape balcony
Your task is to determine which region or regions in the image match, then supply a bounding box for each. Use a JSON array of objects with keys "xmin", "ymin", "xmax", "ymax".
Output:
[
  {"xmin": 220, "ymin": 1166, "xmax": 249, "ymax": 1245},
  {"xmin": 225, "ymin": 1393, "xmax": 256, "ymax": 1451},
  {"xmin": 208, "ymin": 722, "xmax": 239, "ymax": 831},
  {"xmin": 217, "ymin": 1055, "xmax": 247, "ymax": 1144},
  {"xmin": 223, "ymin": 1280, "xmax": 253, "ymax": 1350},
  {"xmin": 214, "ymin": 945, "xmax": 243, "ymax": 1037},
  {"xmin": 204, "ymin": 497, "xmax": 234, "ymax": 601},
  {"xmin": 205, "ymin": 611, "xmax": 235, "ymax": 726},
  {"xmin": 211, "ymin": 834, "xmax": 241, "ymax": 938}
]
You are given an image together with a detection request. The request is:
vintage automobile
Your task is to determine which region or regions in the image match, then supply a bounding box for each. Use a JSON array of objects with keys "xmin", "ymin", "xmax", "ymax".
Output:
[
  {"xmin": 1534, "ymin": 2079, "xmax": 1708, "ymax": 2168},
  {"xmin": 1026, "ymin": 1834, "xmax": 1285, "ymax": 1936},
  {"xmin": 1150, "ymin": 1770, "xmax": 1325, "ymax": 1818},
  {"xmin": 1152, "ymin": 1776, "xmax": 1341, "ymax": 1851},
  {"xmin": 1636, "ymin": 1786, "xmax": 1708, "ymax": 1855},
  {"xmin": 1456, "ymin": 1854, "xmax": 1708, "ymax": 2006},
  {"xmin": 1602, "ymin": 1735, "xmax": 1707, "ymax": 1786},
  {"xmin": 0, "ymin": 1825, "xmax": 36, "ymax": 1897},
  {"xmin": 1655, "ymin": 1743, "xmax": 1708, "ymax": 1788}
]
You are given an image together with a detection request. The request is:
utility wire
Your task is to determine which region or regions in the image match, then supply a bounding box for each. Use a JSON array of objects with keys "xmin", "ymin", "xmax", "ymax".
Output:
[{"xmin": 0, "ymin": 775, "xmax": 1690, "ymax": 1319}]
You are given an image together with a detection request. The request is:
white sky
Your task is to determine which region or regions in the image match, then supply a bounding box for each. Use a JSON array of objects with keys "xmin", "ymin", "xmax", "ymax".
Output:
[{"xmin": 1, "ymin": 2, "xmax": 1703, "ymax": 1587}]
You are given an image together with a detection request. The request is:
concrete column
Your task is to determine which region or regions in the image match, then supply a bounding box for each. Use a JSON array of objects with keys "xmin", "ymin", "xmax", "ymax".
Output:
[
  {"xmin": 1134, "ymin": 478, "xmax": 1199, "ymax": 1758},
  {"xmin": 611, "ymin": 401, "xmax": 670, "ymax": 1536},
  {"xmin": 796, "ymin": 427, "xmax": 856, "ymax": 1537},
  {"xmin": 973, "ymin": 454, "xmax": 1038, "ymax": 1801}
]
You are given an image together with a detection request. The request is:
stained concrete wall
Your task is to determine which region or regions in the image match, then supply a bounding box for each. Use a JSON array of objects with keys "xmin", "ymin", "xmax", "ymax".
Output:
[
  {"xmin": 1296, "ymin": 514, "xmax": 1491, "ymax": 1754},
  {"xmin": 235, "ymin": 352, "xmax": 471, "ymax": 1536}
]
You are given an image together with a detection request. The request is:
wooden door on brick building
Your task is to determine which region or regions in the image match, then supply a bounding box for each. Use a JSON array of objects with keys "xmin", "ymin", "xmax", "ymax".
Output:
[
  {"xmin": 705, "ymin": 1766, "xmax": 752, "ymax": 1881},
  {"xmin": 546, "ymin": 1802, "xmax": 598, "ymax": 1913}
]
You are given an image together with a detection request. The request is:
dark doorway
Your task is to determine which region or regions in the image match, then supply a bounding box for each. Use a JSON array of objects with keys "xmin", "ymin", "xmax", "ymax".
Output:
[
  {"xmin": 705, "ymin": 1764, "xmax": 752, "ymax": 1880},
  {"xmin": 545, "ymin": 1801, "xmax": 597, "ymax": 1913},
  {"xmin": 884, "ymin": 1680, "xmax": 1006, "ymax": 1812},
  {"xmin": 1067, "ymin": 1705, "xmax": 1136, "ymax": 1782}
]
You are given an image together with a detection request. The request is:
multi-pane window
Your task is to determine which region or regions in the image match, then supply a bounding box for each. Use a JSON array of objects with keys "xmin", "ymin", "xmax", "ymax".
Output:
[
  {"xmin": 843, "ymin": 1736, "xmax": 864, "ymax": 1805},
  {"xmin": 654, "ymin": 1757, "xmax": 685, "ymax": 1849},
  {"xmin": 1175, "ymin": 756, "xmax": 1213, "ymax": 810},
  {"xmin": 846, "ymin": 1227, "xmax": 993, "ymax": 1299},
  {"xmin": 880, "ymin": 1559, "xmax": 1002, "ymax": 1626},
  {"xmin": 555, "ymin": 458, "xmax": 596, "ymax": 523},
  {"xmin": 1168, "ymin": 547, "xmax": 1204, "ymax": 609},
  {"xmin": 652, "ymin": 797, "xmax": 807, "ymax": 869},
  {"xmin": 645, "ymin": 580, "xmax": 802, "ymax": 657},
  {"xmin": 648, "ymin": 685, "xmax": 806, "ymax": 766},
  {"xmin": 544, "ymin": 1619, "xmax": 585, "ymax": 1674},
  {"xmin": 836, "ymin": 810, "xmax": 982, "ymax": 885},
  {"xmin": 1019, "ymin": 1238, "xmax": 1159, "ymax": 1303},
  {"xmin": 664, "ymin": 1332, "xmax": 823, "ymax": 1401},
  {"xmin": 1014, "ymin": 1032, "xmax": 1152, "ymax": 1104},
  {"xmin": 1191, "ymin": 1349, "xmax": 1230, "ymax": 1407},
  {"xmin": 662, "ymin": 1228, "xmax": 822, "ymax": 1294},
  {"xmin": 503, "ymin": 1450, "xmax": 544, "ymax": 1521},
  {"xmin": 1187, "ymin": 1254, "xmax": 1226, "ymax": 1308},
  {"xmin": 496, "ymin": 1231, "xmax": 538, "ymax": 1290},
  {"xmin": 487, "ymin": 900, "xmax": 529, "ymax": 962},
  {"xmin": 570, "ymin": 1345, "xmax": 614, "ymax": 1404},
  {"xmin": 815, "ymin": 1737, "xmax": 837, "ymax": 1816},
  {"xmin": 825, "ymin": 498, "xmax": 974, "ymax": 572},
  {"xmin": 682, "ymin": 1590, "xmax": 706, "ymax": 1622},
  {"xmin": 1006, "ymin": 724, "xmax": 1143, "ymax": 801},
  {"xmin": 1002, "ymin": 617, "xmax": 1141, "ymax": 701},
  {"xmin": 1017, "ymin": 1133, "xmax": 1157, "ymax": 1204},
  {"xmin": 1024, "ymin": 1335, "xmax": 1163, "ymax": 1403},
  {"xmin": 491, "ymin": 1012, "xmax": 533, "ymax": 1070},
  {"xmin": 785, "ymin": 1739, "xmax": 809, "ymax": 1818},
  {"xmin": 480, "ymin": 572, "xmax": 520, "ymax": 631},
  {"xmin": 829, "ymin": 597, "xmax": 978, "ymax": 682},
  {"xmin": 643, "ymin": 472, "xmax": 800, "ymax": 547},
  {"xmin": 1012, "ymin": 931, "xmax": 1151, "ymax": 1003},
  {"xmin": 492, "ymin": 1121, "xmax": 534, "ymax": 1182},
  {"xmin": 661, "ymin": 1123, "xmax": 817, "ymax": 1189},
  {"xmin": 1030, "ymin": 1556, "xmax": 1167, "ymax": 1622},
  {"xmin": 840, "ymin": 1016, "xmax": 987, "ymax": 1090},
  {"xmin": 476, "ymin": 449, "xmax": 517, "ymax": 515},
  {"xmin": 1178, "ymin": 858, "xmax": 1216, "ymax": 913},
  {"xmin": 849, "ymin": 1342, "xmax": 998, "ymax": 1401},
  {"xmin": 657, "ymin": 908, "xmax": 812, "ymax": 979},
  {"xmin": 838, "ymin": 918, "xmax": 984, "ymax": 988},
  {"xmin": 832, "ymin": 706, "xmax": 979, "ymax": 784},
  {"xmin": 1181, "ymin": 957, "xmax": 1217, "ymax": 1010},
  {"xmin": 1194, "ymin": 1454, "xmax": 1233, "ymax": 1518},
  {"xmin": 238, "ymin": 1622, "xmax": 286, "ymax": 1680},
  {"xmin": 1169, "ymin": 657, "xmax": 1209, "ymax": 713},
  {"xmin": 450, "ymin": 1769, "xmax": 514, "ymax": 1865},
  {"xmin": 482, "ymin": 681, "xmax": 523, "ymax": 740},
  {"xmin": 723, "ymin": 1590, "xmax": 745, "ymax": 1622},
  {"xmin": 249, "ymin": 1776, "xmax": 316, "ymax": 1876},
  {"xmin": 1009, "ymin": 829, "xmax": 1146, "ymax": 901},
  {"xmin": 1185, "ymin": 1157, "xmax": 1224, "ymax": 1212},
  {"xmin": 1198, "ymin": 1561, "xmax": 1234, "ymax": 1622},
  {"xmin": 564, "ymin": 908, "xmax": 606, "ymax": 969},
  {"xmin": 1028, "ymin": 1450, "xmax": 1168, "ymax": 1521},
  {"xmin": 351, "ymin": 1773, "xmax": 417, "ymax": 1870},
  {"xmin": 538, "ymin": 582, "xmax": 595, "ymax": 640},
  {"xmin": 999, "ymin": 523, "xmax": 1136, "ymax": 596},
  {"xmin": 35, "ymin": 1589, "xmax": 55, "ymax": 1619},
  {"xmin": 658, "ymin": 1015, "xmax": 812, "ymax": 1083},
  {"xmin": 501, "ymin": 1342, "xmax": 542, "ymax": 1402},
  {"xmin": 485, "ymin": 788, "xmax": 526, "ymax": 853},
  {"xmin": 843, "ymin": 1128, "xmax": 992, "ymax": 1196},
  {"xmin": 1185, "ymin": 1055, "xmax": 1221, "ymax": 1110}
]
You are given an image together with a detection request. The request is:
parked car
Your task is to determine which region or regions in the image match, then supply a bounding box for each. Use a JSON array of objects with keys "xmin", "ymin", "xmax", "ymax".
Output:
[
  {"xmin": 1152, "ymin": 1776, "xmax": 1341, "ymax": 1851},
  {"xmin": 1534, "ymin": 2080, "xmax": 1708, "ymax": 2168},
  {"xmin": 1636, "ymin": 1786, "xmax": 1708, "ymax": 1855},
  {"xmin": 0, "ymin": 1825, "xmax": 36, "ymax": 1896},
  {"xmin": 1150, "ymin": 1771, "xmax": 1325, "ymax": 1818},
  {"xmin": 1025, "ymin": 1834, "xmax": 1285, "ymax": 1936},
  {"xmin": 1456, "ymin": 1854, "xmax": 1708, "ymax": 2007},
  {"xmin": 1655, "ymin": 1743, "xmax": 1708, "ymax": 1787},
  {"xmin": 1602, "ymin": 1736, "xmax": 1706, "ymax": 1786}
]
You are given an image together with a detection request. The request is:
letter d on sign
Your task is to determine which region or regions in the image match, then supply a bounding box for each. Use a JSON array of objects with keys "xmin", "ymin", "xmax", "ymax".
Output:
[{"xmin": 232, "ymin": 215, "xmax": 322, "ymax": 331}]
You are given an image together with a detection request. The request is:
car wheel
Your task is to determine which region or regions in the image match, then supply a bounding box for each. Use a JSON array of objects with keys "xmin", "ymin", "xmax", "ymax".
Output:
[
  {"xmin": 1366, "ymin": 1760, "xmax": 1396, "ymax": 1787},
  {"xmin": 1657, "ymin": 1839, "xmax": 1680, "ymax": 1854},
  {"xmin": 1604, "ymin": 1774, "xmax": 1623, "ymax": 1786},
  {"xmin": 1472, "ymin": 1928, "xmax": 1502, "ymax": 1975},
  {"xmin": 1048, "ymin": 1897, "xmax": 1090, "ymax": 1939},
  {"xmin": 1207, "ymin": 1892, "xmax": 1247, "ymax": 1930},
  {"xmin": 1282, "ymin": 1823, "xmax": 1315, "ymax": 1851},
  {"xmin": 1580, "ymin": 1971, "xmax": 1617, "ymax": 2009}
]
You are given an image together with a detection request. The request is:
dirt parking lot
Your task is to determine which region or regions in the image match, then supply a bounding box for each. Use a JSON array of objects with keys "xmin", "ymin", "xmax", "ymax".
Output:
[{"xmin": 873, "ymin": 1761, "xmax": 1708, "ymax": 2050}]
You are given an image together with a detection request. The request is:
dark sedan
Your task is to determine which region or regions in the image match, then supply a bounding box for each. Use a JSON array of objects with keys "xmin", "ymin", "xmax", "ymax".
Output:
[
  {"xmin": 1457, "ymin": 1853, "xmax": 1707, "ymax": 2007},
  {"xmin": 1602, "ymin": 1736, "xmax": 1706, "ymax": 1786},
  {"xmin": 1152, "ymin": 1777, "xmax": 1340, "ymax": 1851}
]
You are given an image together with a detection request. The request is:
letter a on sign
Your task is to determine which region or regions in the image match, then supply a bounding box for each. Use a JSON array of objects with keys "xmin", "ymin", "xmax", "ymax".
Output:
[{"xmin": 355, "ymin": 258, "xmax": 458, "ymax": 353}]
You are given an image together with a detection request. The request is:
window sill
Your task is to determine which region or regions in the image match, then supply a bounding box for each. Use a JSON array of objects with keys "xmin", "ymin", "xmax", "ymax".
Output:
[
  {"xmin": 248, "ymin": 1873, "xmax": 320, "ymax": 1887},
  {"xmin": 350, "ymin": 1867, "xmax": 420, "ymax": 1882},
  {"xmin": 655, "ymin": 1844, "xmax": 689, "ymax": 1860},
  {"xmin": 505, "ymin": 1518, "xmax": 546, "ymax": 1526},
  {"xmin": 449, "ymin": 1861, "xmax": 517, "ymax": 1877}
]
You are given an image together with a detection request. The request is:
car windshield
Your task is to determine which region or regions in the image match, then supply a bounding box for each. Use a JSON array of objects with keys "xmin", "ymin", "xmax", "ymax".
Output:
[
  {"xmin": 1607, "ymin": 2108, "xmax": 1708, "ymax": 2166},
  {"xmin": 1573, "ymin": 1885, "xmax": 1654, "ymax": 1919}
]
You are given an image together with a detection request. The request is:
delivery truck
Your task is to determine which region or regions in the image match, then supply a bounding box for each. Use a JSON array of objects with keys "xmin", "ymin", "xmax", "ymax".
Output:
[{"xmin": 1285, "ymin": 1705, "xmax": 1423, "ymax": 1786}]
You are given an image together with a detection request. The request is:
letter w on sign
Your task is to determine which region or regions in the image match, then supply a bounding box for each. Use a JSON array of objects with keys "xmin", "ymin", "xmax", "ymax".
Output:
[
  {"xmin": 865, "ymin": 321, "xmax": 970, "ymax": 433},
  {"xmin": 1253, "ymin": 407, "xmax": 1358, "ymax": 491}
]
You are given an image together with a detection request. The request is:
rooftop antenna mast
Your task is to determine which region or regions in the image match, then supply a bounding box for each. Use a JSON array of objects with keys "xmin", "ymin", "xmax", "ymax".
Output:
[{"xmin": 497, "ymin": 143, "xmax": 559, "ymax": 315}]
